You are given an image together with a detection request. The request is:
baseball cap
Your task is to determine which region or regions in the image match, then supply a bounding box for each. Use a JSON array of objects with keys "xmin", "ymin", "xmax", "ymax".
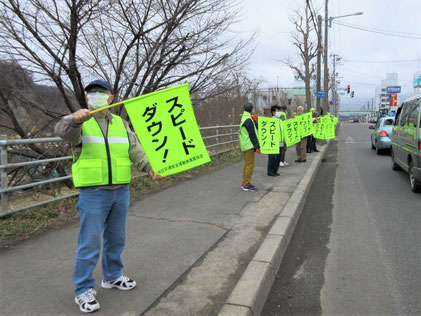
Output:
[{"xmin": 85, "ymin": 79, "xmax": 113, "ymax": 94}]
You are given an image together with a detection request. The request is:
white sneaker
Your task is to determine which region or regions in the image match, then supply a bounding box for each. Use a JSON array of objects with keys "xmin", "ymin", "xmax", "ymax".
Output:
[
  {"xmin": 101, "ymin": 275, "xmax": 137, "ymax": 291},
  {"xmin": 279, "ymin": 162, "xmax": 285, "ymax": 167},
  {"xmin": 75, "ymin": 289, "xmax": 100, "ymax": 313},
  {"xmin": 283, "ymin": 162, "xmax": 289, "ymax": 166}
]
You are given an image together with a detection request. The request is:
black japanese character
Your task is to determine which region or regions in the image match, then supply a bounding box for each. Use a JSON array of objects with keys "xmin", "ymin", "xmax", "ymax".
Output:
[
  {"xmin": 142, "ymin": 103, "xmax": 157, "ymax": 123},
  {"xmin": 171, "ymin": 112, "xmax": 186, "ymax": 127},
  {"xmin": 153, "ymin": 136, "xmax": 167, "ymax": 151},
  {"xmin": 147, "ymin": 121, "xmax": 162, "ymax": 137}
]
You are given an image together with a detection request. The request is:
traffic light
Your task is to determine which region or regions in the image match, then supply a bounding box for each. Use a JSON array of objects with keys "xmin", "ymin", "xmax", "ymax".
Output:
[
  {"xmin": 351, "ymin": 91, "xmax": 355, "ymax": 98},
  {"xmin": 347, "ymin": 85, "xmax": 351, "ymax": 93}
]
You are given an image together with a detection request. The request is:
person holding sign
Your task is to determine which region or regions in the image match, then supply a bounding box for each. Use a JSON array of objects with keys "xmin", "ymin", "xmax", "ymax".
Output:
[
  {"xmin": 295, "ymin": 106, "xmax": 307, "ymax": 163},
  {"xmin": 267, "ymin": 105, "xmax": 282, "ymax": 176},
  {"xmin": 310, "ymin": 111, "xmax": 320, "ymax": 152},
  {"xmin": 55, "ymin": 79, "xmax": 160, "ymax": 313},
  {"xmin": 279, "ymin": 105, "xmax": 289, "ymax": 167},
  {"xmin": 239, "ymin": 102, "xmax": 260, "ymax": 192}
]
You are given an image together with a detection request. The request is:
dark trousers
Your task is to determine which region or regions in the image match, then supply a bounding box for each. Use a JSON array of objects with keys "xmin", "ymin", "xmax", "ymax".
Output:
[
  {"xmin": 306, "ymin": 136, "xmax": 313, "ymax": 153},
  {"xmin": 306, "ymin": 136, "xmax": 318, "ymax": 153},
  {"xmin": 280, "ymin": 146, "xmax": 287, "ymax": 163},
  {"xmin": 267, "ymin": 148, "xmax": 281, "ymax": 175},
  {"xmin": 312, "ymin": 137, "xmax": 317, "ymax": 151}
]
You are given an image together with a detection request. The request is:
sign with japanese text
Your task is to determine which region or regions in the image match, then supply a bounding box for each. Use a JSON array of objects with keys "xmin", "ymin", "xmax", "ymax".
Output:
[
  {"xmin": 282, "ymin": 117, "xmax": 301, "ymax": 146},
  {"xmin": 258, "ymin": 117, "xmax": 280, "ymax": 154},
  {"xmin": 299, "ymin": 112, "xmax": 314, "ymax": 138},
  {"xmin": 325, "ymin": 118, "xmax": 336, "ymax": 139},
  {"xmin": 313, "ymin": 122, "xmax": 325, "ymax": 139},
  {"xmin": 386, "ymin": 86, "xmax": 401, "ymax": 94},
  {"xmin": 390, "ymin": 93, "xmax": 398, "ymax": 106},
  {"xmin": 124, "ymin": 84, "xmax": 211, "ymax": 176},
  {"xmin": 314, "ymin": 115, "xmax": 330, "ymax": 139}
]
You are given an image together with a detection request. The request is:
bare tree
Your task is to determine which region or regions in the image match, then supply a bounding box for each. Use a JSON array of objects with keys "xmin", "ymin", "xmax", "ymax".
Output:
[
  {"xmin": 282, "ymin": 1, "xmax": 318, "ymax": 110},
  {"xmin": 0, "ymin": 0, "xmax": 255, "ymax": 116},
  {"xmin": 0, "ymin": 0, "xmax": 255, "ymax": 194}
]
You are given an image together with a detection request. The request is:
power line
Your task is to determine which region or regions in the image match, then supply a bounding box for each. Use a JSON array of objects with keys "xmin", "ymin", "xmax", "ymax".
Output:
[
  {"xmin": 307, "ymin": 0, "xmax": 320, "ymax": 36},
  {"xmin": 337, "ymin": 21, "xmax": 421, "ymax": 37},
  {"xmin": 333, "ymin": 21, "xmax": 421, "ymax": 39},
  {"xmin": 343, "ymin": 58, "xmax": 420, "ymax": 64}
]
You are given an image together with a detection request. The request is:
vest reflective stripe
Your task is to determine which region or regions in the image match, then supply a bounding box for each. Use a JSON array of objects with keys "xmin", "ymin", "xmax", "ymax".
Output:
[
  {"xmin": 108, "ymin": 137, "xmax": 130, "ymax": 144},
  {"xmin": 81, "ymin": 136, "xmax": 129, "ymax": 144},
  {"xmin": 239, "ymin": 111, "xmax": 258, "ymax": 152},
  {"xmin": 81, "ymin": 136, "xmax": 105, "ymax": 144},
  {"xmin": 72, "ymin": 114, "xmax": 131, "ymax": 187}
]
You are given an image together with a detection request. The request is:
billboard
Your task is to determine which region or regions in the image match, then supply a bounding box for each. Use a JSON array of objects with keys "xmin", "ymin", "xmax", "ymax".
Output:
[{"xmin": 386, "ymin": 86, "xmax": 401, "ymax": 93}]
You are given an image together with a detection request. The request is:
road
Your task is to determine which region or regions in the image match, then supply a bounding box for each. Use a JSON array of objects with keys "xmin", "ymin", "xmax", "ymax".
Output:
[{"xmin": 262, "ymin": 122, "xmax": 421, "ymax": 315}]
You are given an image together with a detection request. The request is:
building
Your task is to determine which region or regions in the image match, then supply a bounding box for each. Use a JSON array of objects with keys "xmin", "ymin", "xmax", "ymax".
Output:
[{"xmin": 375, "ymin": 73, "xmax": 399, "ymax": 112}]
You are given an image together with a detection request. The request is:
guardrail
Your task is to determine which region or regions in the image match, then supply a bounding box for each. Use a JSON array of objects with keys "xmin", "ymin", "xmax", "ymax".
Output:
[{"xmin": 0, "ymin": 125, "xmax": 239, "ymax": 218}]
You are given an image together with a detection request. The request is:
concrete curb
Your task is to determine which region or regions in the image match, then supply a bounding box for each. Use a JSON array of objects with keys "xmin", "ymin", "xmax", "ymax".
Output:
[{"xmin": 218, "ymin": 141, "xmax": 331, "ymax": 316}]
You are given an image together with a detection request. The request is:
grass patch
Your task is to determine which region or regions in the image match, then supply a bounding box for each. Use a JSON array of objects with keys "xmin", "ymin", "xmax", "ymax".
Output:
[{"xmin": 0, "ymin": 148, "xmax": 243, "ymax": 248}]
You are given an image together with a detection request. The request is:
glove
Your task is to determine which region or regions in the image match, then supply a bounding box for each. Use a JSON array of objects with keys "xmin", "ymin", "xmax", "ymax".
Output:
[
  {"xmin": 256, "ymin": 149, "xmax": 261, "ymax": 154},
  {"xmin": 252, "ymin": 114, "xmax": 258, "ymax": 121}
]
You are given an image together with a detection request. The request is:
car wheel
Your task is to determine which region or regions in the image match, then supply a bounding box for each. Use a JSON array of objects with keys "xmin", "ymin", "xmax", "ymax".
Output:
[
  {"xmin": 409, "ymin": 161, "xmax": 421, "ymax": 193},
  {"xmin": 390, "ymin": 149, "xmax": 400, "ymax": 171}
]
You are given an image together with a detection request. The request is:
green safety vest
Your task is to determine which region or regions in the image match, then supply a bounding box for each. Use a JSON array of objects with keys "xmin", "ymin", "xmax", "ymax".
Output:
[
  {"xmin": 72, "ymin": 114, "xmax": 131, "ymax": 187},
  {"xmin": 239, "ymin": 111, "xmax": 258, "ymax": 151},
  {"xmin": 279, "ymin": 112, "xmax": 287, "ymax": 143}
]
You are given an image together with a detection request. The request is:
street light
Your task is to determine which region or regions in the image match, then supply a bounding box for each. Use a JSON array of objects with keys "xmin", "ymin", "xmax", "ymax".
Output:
[
  {"xmin": 323, "ymin": 6, "xmax": 363, "ymax": 115},
  {"xmin": 328, "ymin": 12, "xmax": 364, "ymax": 28}
]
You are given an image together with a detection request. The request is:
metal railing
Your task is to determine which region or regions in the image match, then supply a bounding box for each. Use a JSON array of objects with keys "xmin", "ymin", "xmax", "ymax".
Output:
[{"xmin": 0, "ymin": 125, "xmax": 239, "ymax": 218}]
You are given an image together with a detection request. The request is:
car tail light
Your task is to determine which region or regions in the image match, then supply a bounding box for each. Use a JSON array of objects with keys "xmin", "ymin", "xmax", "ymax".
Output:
[
  {"xmin": 418, "ymin": 140, "xmax": 421, "ymax": 150},
  {"xmin": 379, "ymin": 131, "xmax": 389, "ymax": 137}
]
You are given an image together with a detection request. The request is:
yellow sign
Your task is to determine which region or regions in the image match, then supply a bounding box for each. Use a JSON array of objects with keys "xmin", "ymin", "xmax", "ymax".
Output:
[
  {"xmin": 258, "ymin": 117, "xmax": 281, "ymax": 154},
  {"xmin": 124, "ymin": 84, "xmax": 211, "ymax": 176}
]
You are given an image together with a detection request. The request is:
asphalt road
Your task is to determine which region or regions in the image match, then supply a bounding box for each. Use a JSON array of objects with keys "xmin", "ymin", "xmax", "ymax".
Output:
[{"xmin": 262, "ymin": 122, "xmax": 421, "ymax": 315}]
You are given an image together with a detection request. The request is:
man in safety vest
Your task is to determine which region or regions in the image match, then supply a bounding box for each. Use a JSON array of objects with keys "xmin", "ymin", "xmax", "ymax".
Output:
[
  {"xmin": 295, "ymin": 105, "xmax": 307, "ymax": 163},
  {"xmin": 239, "ymin": 102, "xmax": 260, "ymax": 192},
  {"xmin": 55, "ymin": 79, "xmax": 160, "ymax": 313},
  {"xmin": 267, "ymin": 105, "xmax": 288, "ymax": 176},
  {"xmin": 279, "ymin": 105, "xmax": 289, "ymax": 167}
]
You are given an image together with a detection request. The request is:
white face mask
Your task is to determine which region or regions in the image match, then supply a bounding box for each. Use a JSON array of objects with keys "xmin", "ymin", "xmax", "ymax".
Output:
[
  {"xmin": 87, "ymin": 92, "xmax": 110, "ymax": 109},
  {"xmin": 275, "ymin": 111, "xmax": 282, "ymax": 118}
]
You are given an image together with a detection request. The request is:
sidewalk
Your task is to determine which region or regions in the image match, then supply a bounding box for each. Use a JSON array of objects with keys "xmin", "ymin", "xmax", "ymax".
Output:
[{"xmin": 0, "ymin": 145, "xmax": 326, "ymax": 316}]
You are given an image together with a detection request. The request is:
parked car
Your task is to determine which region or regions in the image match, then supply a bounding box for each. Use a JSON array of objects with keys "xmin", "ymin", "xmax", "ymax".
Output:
[
  {"xmin": 368, "ymin": 116, "xmax": 378, "ymax": 124},
  {"xmin": 390, "ymin": 94, "xmax": 421, "ymax": 192},
  {"xmin": 369, "ymin": 116, "xmax": 394, "ymax": 155}
]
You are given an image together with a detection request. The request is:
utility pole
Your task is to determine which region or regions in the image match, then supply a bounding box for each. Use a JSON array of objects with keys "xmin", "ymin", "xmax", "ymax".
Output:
[
  {"xmin": 331, "ymin": 53, "xmax": 340, "ymax": 116},
  {"xmin": 316, "ymin": 15, "xmax": 322, "ymax": 113},
  {"xmin": 323, "ymin": 0, "xmax": 329, "ymax": 115}
]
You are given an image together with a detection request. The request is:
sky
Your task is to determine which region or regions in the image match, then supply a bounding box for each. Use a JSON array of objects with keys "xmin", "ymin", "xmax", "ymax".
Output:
[{"xmin": 235, "ymin": 0, "xmax": 421, "ymax": 110}]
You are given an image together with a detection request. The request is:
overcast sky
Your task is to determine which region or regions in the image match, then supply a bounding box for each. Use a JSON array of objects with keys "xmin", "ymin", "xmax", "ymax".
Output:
[{"xmin": 235, "ymin": 0, "xmax": 421, "ymax": 110}]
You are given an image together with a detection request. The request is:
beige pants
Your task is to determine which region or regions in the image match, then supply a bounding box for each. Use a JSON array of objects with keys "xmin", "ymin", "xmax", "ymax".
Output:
[
  {"xmin": 295, "ymin": 139, "xmax": 307, "ymax": 160},
  {"xmin": 242, "ymin": 149, "xmax": 255, "ymax": 185}
]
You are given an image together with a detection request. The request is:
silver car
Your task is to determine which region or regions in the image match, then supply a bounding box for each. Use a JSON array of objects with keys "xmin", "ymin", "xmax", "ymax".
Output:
[{"xmin": 369, "ymin": 116, "xmax": 394, "ymax": 155}]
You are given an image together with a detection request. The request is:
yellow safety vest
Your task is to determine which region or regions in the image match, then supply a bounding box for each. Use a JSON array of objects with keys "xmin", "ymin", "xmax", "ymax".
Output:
[
  {"xmin": 239, "ymin": 111, "xmax": 258, "ymax": 151},
  {"xmin": 72, "ymin": 114, "xmax": 131, "ymax": 187}
]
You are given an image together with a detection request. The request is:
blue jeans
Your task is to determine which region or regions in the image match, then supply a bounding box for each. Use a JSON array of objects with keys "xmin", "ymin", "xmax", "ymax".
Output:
[{"xmin": 73, "ymin": 186, "xmax": 130, "ymax": 295}]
